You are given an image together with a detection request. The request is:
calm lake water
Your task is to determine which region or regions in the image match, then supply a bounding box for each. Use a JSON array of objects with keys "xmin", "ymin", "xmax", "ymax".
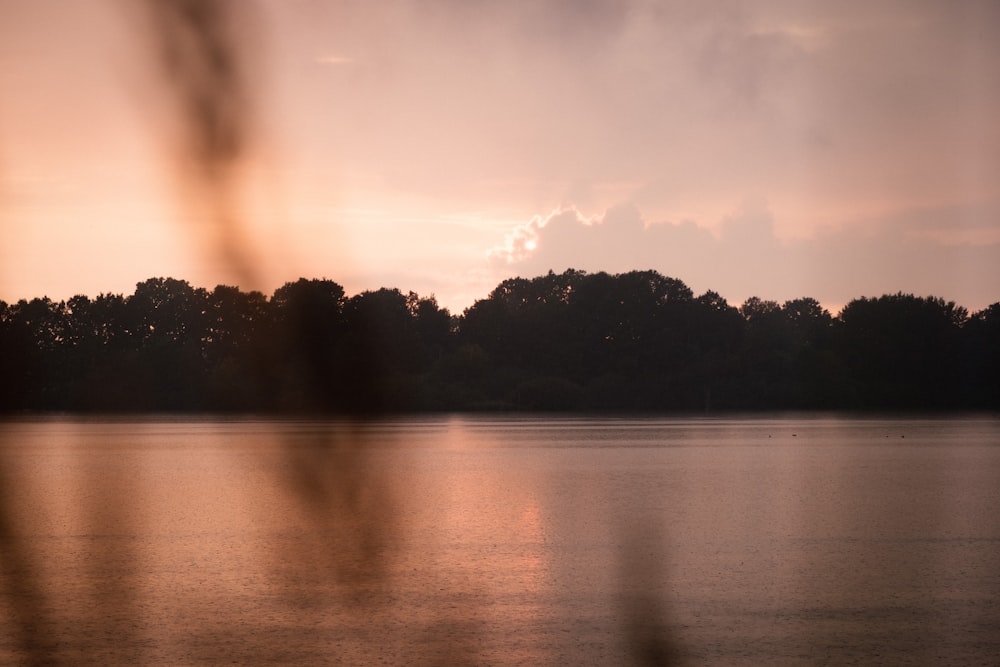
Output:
[{"xmin": 1, "ymin": 415, "xmax": 999, "ymax": 665}]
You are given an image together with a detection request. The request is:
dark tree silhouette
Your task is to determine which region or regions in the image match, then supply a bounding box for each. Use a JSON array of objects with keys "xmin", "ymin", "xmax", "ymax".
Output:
[
  {"xmin": 268, "ymin": 278, "xmax": 347, "ymax": 411},
  {"xmin": 781, "ymin": 297, "xmax": 842, "ymax": 408},
  {"xmin": 837, "ymin": 294, "xmax": 968, "ymax": 409},
  {"xmin": 0, "ymin": 272, "xmax": 995, "ymax": 414},
  {"xmin": 956, "ymin": 302, "xmax": 1000, "ymax": 408},
  {"xmin": 122, "ymin": 278, "xmax": 211, "ymax": 409},
  {"xmin": 204, "ymin": 284, "xmax": 269, "ymax": 410}
]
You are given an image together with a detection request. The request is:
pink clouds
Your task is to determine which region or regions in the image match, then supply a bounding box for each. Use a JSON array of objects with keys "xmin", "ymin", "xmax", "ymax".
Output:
[
  {"xmin": 490, "ymin": 202, "xmax": 1000, "ymax": 312},
  {"xmin": 0, "ymin": 1, "xmax": 998, "ymax": 314}
]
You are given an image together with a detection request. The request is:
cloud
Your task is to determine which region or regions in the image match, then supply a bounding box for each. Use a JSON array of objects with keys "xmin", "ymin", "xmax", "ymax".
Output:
[
  {"xmin": 491, "ymin": 201, "xmax": 1000, "ymax": 312},
  {"xmin": 275, "ymin": 1, "xmax": 1000, "ymax": 235},
  {"xmin": 3, "ymin": 0, "xmax": 999, "ymax": 317}
]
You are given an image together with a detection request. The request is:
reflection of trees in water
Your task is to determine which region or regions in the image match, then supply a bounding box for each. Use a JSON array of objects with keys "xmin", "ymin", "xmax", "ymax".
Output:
[{"xmin": 0, "ymin": 3, "xmax": 677, "ymax": 664}]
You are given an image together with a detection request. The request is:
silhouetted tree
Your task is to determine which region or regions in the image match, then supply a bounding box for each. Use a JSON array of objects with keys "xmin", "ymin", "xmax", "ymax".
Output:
[
  {"xmin": 204, "ymin": 285, "xmax": 269, "ymax": 410},
  {"xmin": 269, "ymin": 278, "xmax": 347, "ymax": 411},
  {"xmin": 114, "ymin": 278, "xmax": 211, "ymax": 409},
  {"xmin": 1, "ymin": 273, "xmax": 995, "ymax": 413},
  {"xmin": 685, "ymin": 290, "xmax": 744, "ymax": 411},
  {"xmin": 961, "ymin": 302, "xmax": 1000, "ymax": 408},
  {"xmin": 0, "ymin": 299, "xmax": 31, "ymax": 410},
  {"xmin": 780, "ymin": 297, "xmax": 843, "ymax": 408},
  {"xmin": 339, "ymin": 287, "xmax": 421, "ymax": 410},
  {"xmin": 1, "ymin": 298, "xmax": 67, "ymax": 408},
  {"xmin": 68, "ymin": 293, "xmax": 132, "ymax": 410},
  {"xmin": 838, "ymin": 294, "xmax": 967, "ymax": 409}
]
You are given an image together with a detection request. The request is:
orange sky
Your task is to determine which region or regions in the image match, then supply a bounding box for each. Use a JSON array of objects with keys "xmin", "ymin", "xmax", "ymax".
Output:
[{"xmin": 1, "ymin": 0, "xmax": 998, "ymax": 314}]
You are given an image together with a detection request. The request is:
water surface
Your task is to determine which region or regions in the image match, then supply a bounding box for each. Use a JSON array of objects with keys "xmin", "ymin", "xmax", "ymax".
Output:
[{"xmin": 1, "ymin": 415, "xmax": 998, "ymax": 664}]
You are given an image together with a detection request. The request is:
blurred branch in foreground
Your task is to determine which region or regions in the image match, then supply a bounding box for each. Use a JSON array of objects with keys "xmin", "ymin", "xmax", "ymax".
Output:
[
  {"xmin": 137, "ymin": 0, "xmax": 262, "ymax": 288},
  {"xmin": 0, "ymin": 2, "xmax": 682, "ymax": 664},
  {"xmin": 134, "ymin": 0, "xmax": 416, "ymax": 661}
]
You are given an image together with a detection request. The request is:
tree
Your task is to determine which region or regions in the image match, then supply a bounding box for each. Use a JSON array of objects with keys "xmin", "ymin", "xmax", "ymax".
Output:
[
  {"xmin": 734, "ymin": 297, "xmax": 795, "ymax": 407},
  {"xmin": 116, "ymin": 278, "xmax": 212, "ymax": 409},
  {"xmin": 202, "ymin": 285, "xmax": 270, "ymax": 410},
  {"xmin": 0, "ymin": 272, "xmax": 994, "ymax": 413},
  {"xmin": 268, "ymin": 279, "xmax": 347, "ymax": 411},
  {"xmin": 338, "ymin": 288, "xmax": 454, "ymax": 411},
  {"xmin": 1, "ymin": 298, "xmax": 68, "ymax": 408},
  {"xmin": 409, "ymin": 293, "xmax": 453, "ymax": 370},
  {"xmin": 206, "ymin": 285, "xmax": 268, "ymax": 356},
  {"xmin": 684, "ymin": 291, "xmax": 744, "ymax": 411},
  {"xmin": 838, "ymin": 294, "xmax": 967, "ymax": 409},
  {"xmin": 126, "ymin": 278, "xmax": 208, "ymax": 348},
  {"xmin": 960, "ymin": 302, "xmax": 1000, "ymax": 408}
]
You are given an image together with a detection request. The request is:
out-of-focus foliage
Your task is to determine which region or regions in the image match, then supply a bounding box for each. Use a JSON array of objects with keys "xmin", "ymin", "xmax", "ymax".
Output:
[{"xmin": 1, "ymin": 270, "xmax": 996, "ymax": 413}]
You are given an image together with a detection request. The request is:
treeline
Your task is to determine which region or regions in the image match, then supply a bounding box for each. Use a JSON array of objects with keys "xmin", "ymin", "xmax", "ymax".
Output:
[{"xmin": 1, "ymin": 270, "xmax": 997, "ymax": 413}]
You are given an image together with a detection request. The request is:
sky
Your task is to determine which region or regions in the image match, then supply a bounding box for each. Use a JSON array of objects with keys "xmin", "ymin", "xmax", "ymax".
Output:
[{"xmin": 1, "ymin": 0, "xmax": 998, "ymax": 315}]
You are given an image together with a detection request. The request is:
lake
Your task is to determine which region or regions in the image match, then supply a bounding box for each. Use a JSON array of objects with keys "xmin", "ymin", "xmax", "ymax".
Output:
[{"xmin": 1, "ymin": 415, "xmax": 999, "ymax": 665}]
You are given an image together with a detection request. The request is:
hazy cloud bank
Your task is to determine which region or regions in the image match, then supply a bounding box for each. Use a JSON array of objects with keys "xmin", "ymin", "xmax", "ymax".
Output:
[{"xmin": 490, "ymin": 202, "xmax": 1000, "ymax": 313}]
